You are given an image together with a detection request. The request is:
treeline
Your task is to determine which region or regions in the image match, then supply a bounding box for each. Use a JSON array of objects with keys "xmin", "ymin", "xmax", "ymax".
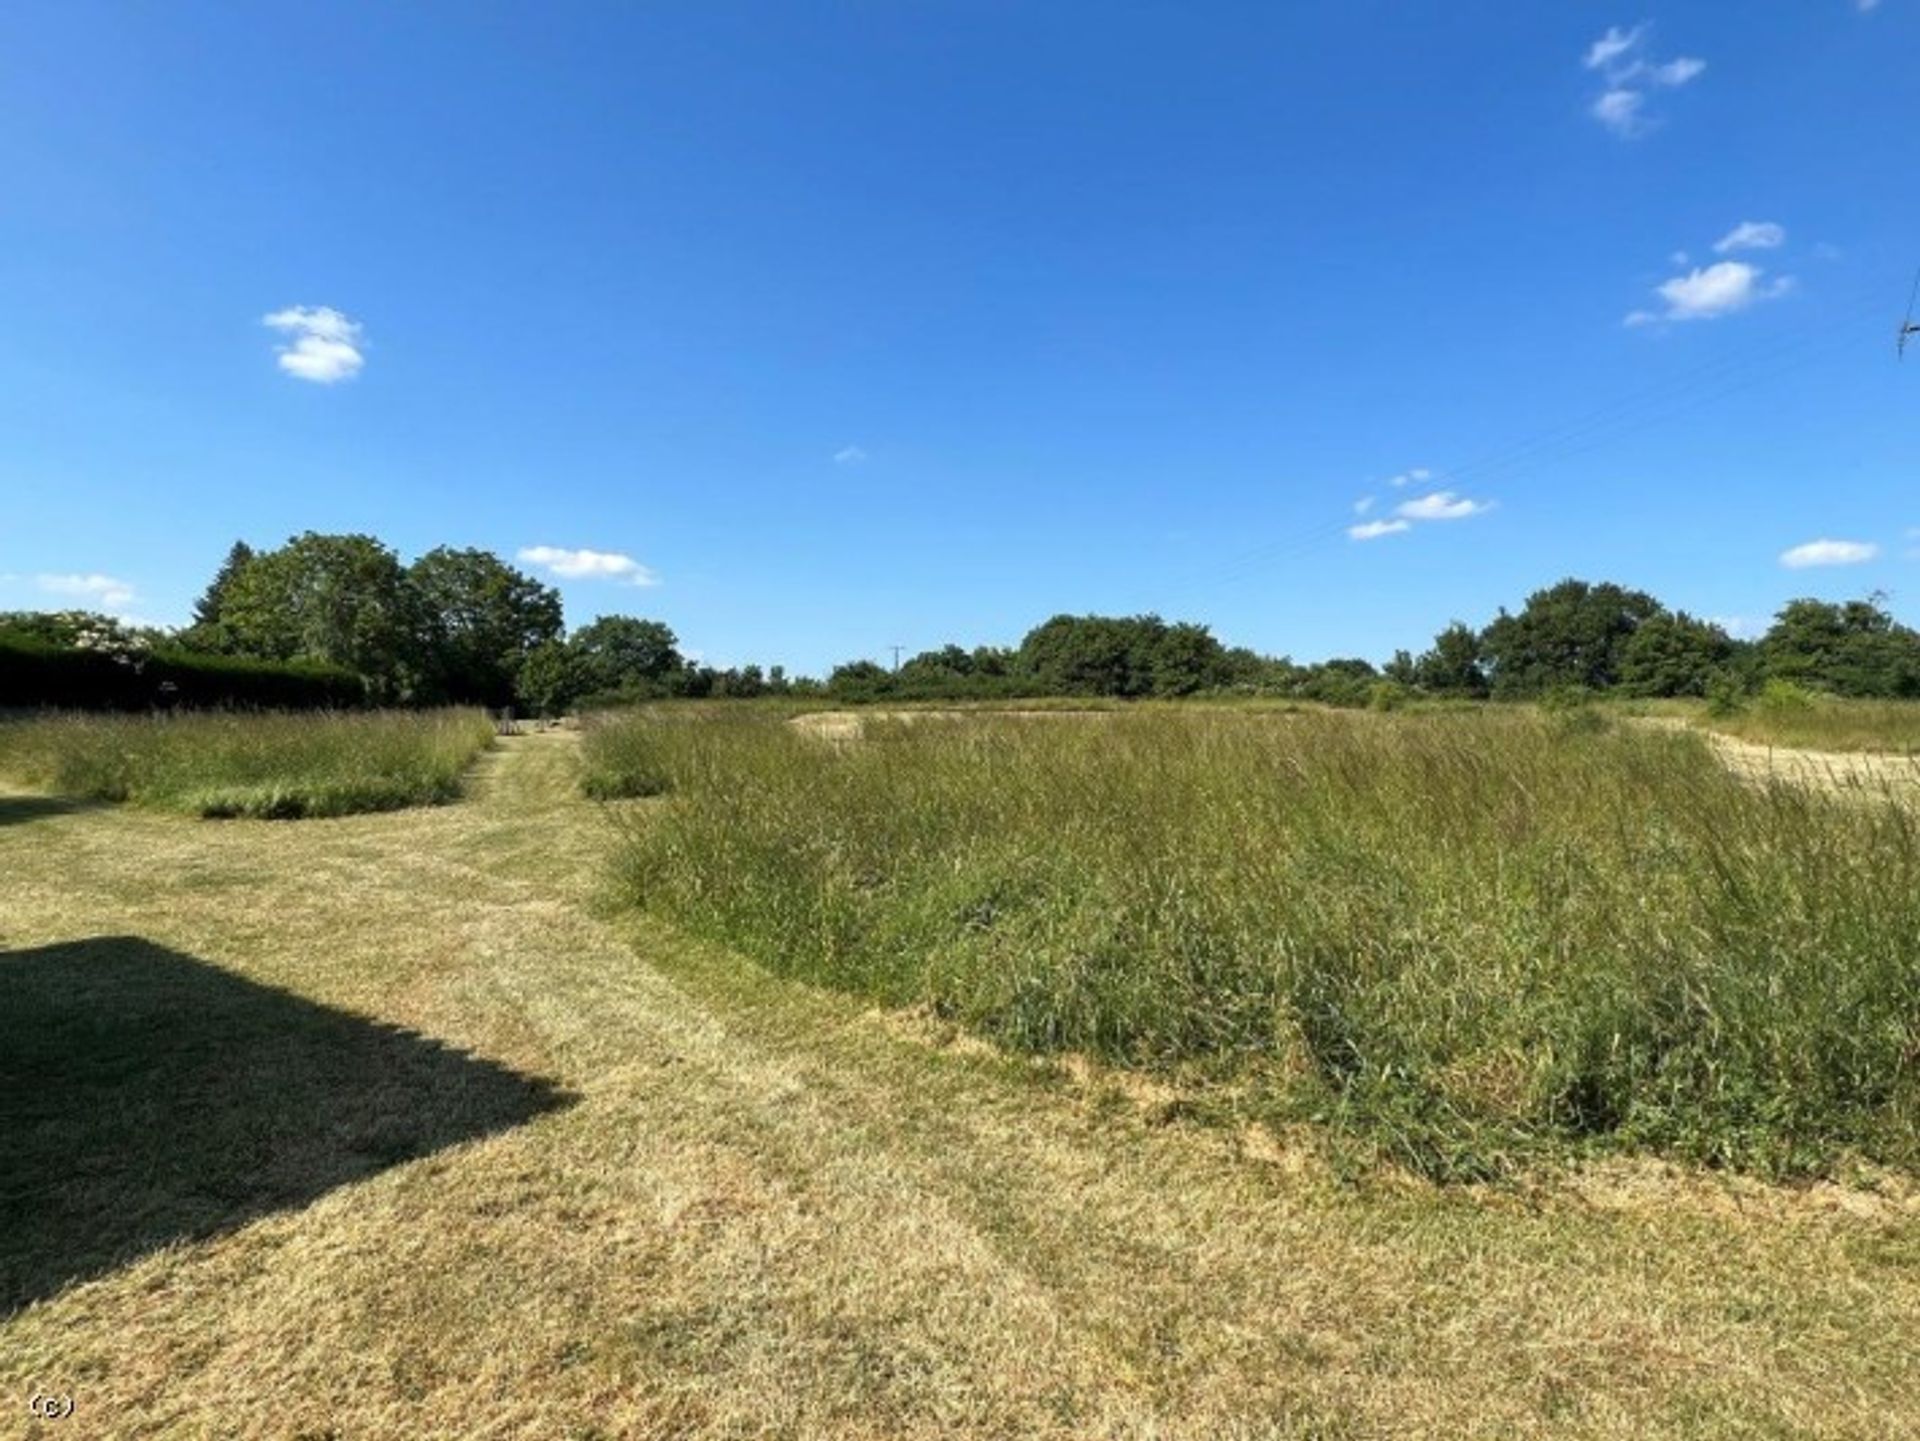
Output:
[
  {"xmin": 1, "ymin": 532, "xmax": 801, "ymax": 713},
  {"xmin": 6, "ymin": 533, "xmax": 1917, "ymax": 713},
  {"xmin": 826, "ymin": 580, "xmax": 1920, "ymax": 706}
]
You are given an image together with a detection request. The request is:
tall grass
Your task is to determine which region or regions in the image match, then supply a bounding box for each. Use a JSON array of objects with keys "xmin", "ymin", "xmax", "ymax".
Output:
[
  {"xmin": 597, "ymin": 707, "xmax": 1920, "ymax": 1179},
  {"xmin": 1701, "ymin": 689, "xmax": 1920, "ymax": 755},
  {"xmin": 0, "ymin": 709, "xmax": 497, "ymax": 818}
]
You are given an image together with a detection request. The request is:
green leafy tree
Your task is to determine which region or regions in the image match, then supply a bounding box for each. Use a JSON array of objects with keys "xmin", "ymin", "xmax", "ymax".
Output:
[
  {"xmin": 1413, "ymin": 621, "xmax": 1488, "ymax": 697},
  {"xmin": 1619, "ymin": 612, "xmax": 1736, "ymax": 697},
  {"xmin": 826, "ymin": 659, "xmax": 895, "ymax": 702},
  {"xmin": 515, "ymin": 639, "xmax": 582, "ymax": 717},
  {"xmin": 219, "ymin": 532, "xmax": 439, "ymax": 701},
  {"xmin": 408, "ymin": 547, "xmax": 563, "ymax": 706},
  {"xmin": 569, "ymin": 615, "xmax": 684, "ymax": 698},
  {"xmin": 178, "ymin": 540, "xmax": 257, "ymax": 650},
  {"xmin": 1761, "ymin": 597, "xmax": 1920, "ymax": 698},
  {"xmin": 1479, "ymin": 579, "xmax": 1662, "ymax": 697}
]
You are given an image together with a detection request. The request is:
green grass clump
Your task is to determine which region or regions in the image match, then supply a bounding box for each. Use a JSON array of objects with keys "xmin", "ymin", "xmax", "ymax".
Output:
[
  {"xmin": 1700, "ymin": 688, "xmax": 1920, "ymax": 755},
  {"xmin": 604, "ymin": 707, "xmax": 1920, "ymax": 1180},
  {"xmin": 0, "ymin": 709, "xmax": 496, "ymax": 818}
]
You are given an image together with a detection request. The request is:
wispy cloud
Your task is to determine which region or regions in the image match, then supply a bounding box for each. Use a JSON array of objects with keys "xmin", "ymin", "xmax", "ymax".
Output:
[
  {"xmin": 1353, "ymin": 496, "xmax": 1376, "ymax": 515},
  {"xmin": 1395, "ymin": 490, "xmax": 1490, "ymax": 522},
  {"xmin": 36, "ymin": 572, "xmax": 136, "ymax": 610},
  {"xmin": 263, "ymin": 305, "xmax": 365, "ymax": 384},
  {"xmin": 1582, "ymin": 24, "xmax": 1704, "ymax": 137},
  {"xmin": 1348, "ymin": 518, "xmax": 1411, "ymax": 542},
  {"xmin": 1584, "ymin": 24, "xmax": 1645, "ymax": 71},
  {"xmin": 1626, "ymin": 258, "xmax": 1793, "ymax": 326},
  {"xmin": 1386, "ymin": 466, "xmax": 1432, "ymax": 489},
  {"xmin": 1714, "ymin": 220, "xmax": 1786, "ymax": 253},
  {"xmin": 833, "ymin": 444, "xmax": 868, "ymax": 465},
  {"xmin": 516, "ymin": 545, "xmax": 660, "ymax": 586},
  {"xmin": 1779, "ymin": 538, "xmax": 1879, "ymax": 569}
]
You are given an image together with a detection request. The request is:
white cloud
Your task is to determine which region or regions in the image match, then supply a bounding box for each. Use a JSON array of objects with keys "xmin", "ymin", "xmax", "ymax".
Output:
[
  {"xmin": 1353, "ymin": 496, "xmax": 1376, "ymax": 515},
  {"xmin": 516, "ymin": 545, "xmax": 660, "ymax": 586},
  {"xmin": 833, "ymin": 444, "xmax": 868, "ymax": 464},
  {"xmin": 1630, "ymin": 260, "xmax": 1793, "ymax": 325},
  {"xmin": 1714, "ymin": 220, "xmax": 1786, "ymax": 253},
  {"xmin": 1592, "ymin": 89, "xmax": 1647, "ymax": 136},
  {"xmin": 1779, "ymin": 538, "xmax": 1879, "ymax": 569},
  {"xmin": 1584, "ymin": 25, "xmax": 1645, "ymax": 70},
  {"xmin": 1709, "ymin": 615, "xmax": 1765, "ymax": 641},
  {"xmin": 1648, "ymin": 57, "xmax": 1706, "ymax": 87},
  {"xmin": 1858, "ymin": 0, "xmax": 1882, "ymax": 11},
  {"xmin": 1348, "ymin": 518, "xmax": 1411, "ymax": 541},
  {"xmin": 1583, "ymin": 26, "xmax": 1703, "ymax": 137},
  {"xmin": 263, "ymin": 305, "xmax": 365, "ymax": 384},
  {"xmin": 36, "ymin": 572, "xmax": 136, "ymax": 610},
  {"xmin": 1386, "ymin": 466, "xmax": 1432, "ymax": 488},
  {"xmin": 1395, "ymin": 490, "xmax": 1490, "ymax": 522}
]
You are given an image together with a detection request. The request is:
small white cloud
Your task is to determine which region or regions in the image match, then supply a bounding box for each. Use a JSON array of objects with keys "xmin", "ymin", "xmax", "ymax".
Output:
[
  {"xmin": 1709, "ymin": 616, "xmax": 1765, "ymax": 640},
  {"xmin": 1669, "ymin": 249, "xmax": 1690, "ymax": 267},
  {"xmin": 36, "ymin": 572, "xmax": 136, "ymax": 610},
  {"xmin": 1584, "ymin": 25, "xmax": 1645, "ymax": 70},
  {"xmin": 1584, "ymin": 26, "xmax": 1703, "ymax": 137},
  {"xmin": 1648, "ymin": 57, "xmax": 1706, "ymax": 87},
  {"xmin": 1353, "ymin": 496, "xmax": 1376, "ymax": 515},
  {"xmin": 1348, "ymin": 518, "xmax": 1411, "ymax": 541},
  {"xmin": 263, "ymin": 305, "xmax": 365, "ymax": 384},
  {"xmin": 833, "ymin": 445, "xmax": 868, "ymax": 465},
  {"xmin": 1714, "ymin": 220, "xmax": 1786, "ymax": 253},
  {"xmin": 517, "ymin": 545, "xmax": 660, "ymax": 586},
  {"xmin": 1396, "ymin": 490, "xmax": 1490, "ymax": 522},
  {"xmin": 1858, "ymin": 0, "xmax": 1882, "ymax": 12},
  {"xmin": 1386, "ymin": 466, "xmax": 1432, "ymax": 488},
  {"xmin": 1631, "ymin": 260, "xmax": 1793, "ymax": 325},
  {"xmin": 1592, "ymin": 89, "xmax": 1647, "ymax": 136},
  {"xmin": 1779, "ymin": 538, "xmax": 1879, "ymax": 569}
]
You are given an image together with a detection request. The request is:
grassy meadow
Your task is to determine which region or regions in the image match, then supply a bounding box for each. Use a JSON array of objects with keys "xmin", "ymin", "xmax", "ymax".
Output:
[
  {"xmin": 1696, "ymin": 691, "xmax": 1920, "ymax": 754},
  {"xmin": 593, "ymin": 704, "xmax": 1920, "ymax": 1180},
  {"xmin": 0, "ymin": 708, "xmax": 496, "ymax": 818},
  {"xmin": 5, "ymin": 719, "xmax": 1919, "ymax": 1436}
]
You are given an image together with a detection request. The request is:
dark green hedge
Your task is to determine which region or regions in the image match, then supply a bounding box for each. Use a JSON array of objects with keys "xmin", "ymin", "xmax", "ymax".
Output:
[{"xmin": 0, "ymin": 638, "xmax": 365, "ymax": 711}]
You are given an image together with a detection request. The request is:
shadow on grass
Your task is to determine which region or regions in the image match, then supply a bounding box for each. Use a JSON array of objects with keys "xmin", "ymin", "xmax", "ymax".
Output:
[
  {"xmin": 0, "ymin": 795, "xmax": 102, "ymax": 827},
  {"xmin": 0, "ymin": 937, "xmax": 573, "ymax": 1315}
]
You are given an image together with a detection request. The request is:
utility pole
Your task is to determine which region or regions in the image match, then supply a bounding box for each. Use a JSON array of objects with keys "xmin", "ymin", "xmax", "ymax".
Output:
[{"xmin": 889, "ymin": 644, "xmax": 905, "ymax": 672}]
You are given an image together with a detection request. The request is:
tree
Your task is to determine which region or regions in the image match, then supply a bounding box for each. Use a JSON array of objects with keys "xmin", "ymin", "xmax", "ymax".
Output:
[
  {"xmin": 515, "ymin": 639, "xmax": 582, "ymax": 717},
  {"xmin": 1413, "ymin": 621, "xmax": 1488, "ymax": 697},
  {"xmin": 218, "ymin": 532, "xmax": 439, "ymax": 701},
  {"xmin": 569, "ymin": 615, "xmax": 684, "ymax": 698},
  {"xmin": 189, "ymin": 541, "xmax": 256, "ymax": 632},
  {"xmin": 1761, "ymin": 597, "xmax": 1920, "ymax": 698},
  {"xmin": 408, "ymin": 547, "xmax": 563, "ymax": 706},
  {"xmin": 1015, "ymin": 614, "xmax": 1228, "ymax": 698},
  {"xmin": 1478, "ymin": 579, "xmax": 1662, "ymax": 697},
  {"xmin": 1619, "ymin": 612, "xmax": 1736, "ymax": 697},
  {"xmin": 827, "ymin": 659, "xmax": 895, "ymax": 702}
]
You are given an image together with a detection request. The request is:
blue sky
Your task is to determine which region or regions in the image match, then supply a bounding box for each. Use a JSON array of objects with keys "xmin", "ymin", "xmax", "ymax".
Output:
[{"xmin": 3, "ymin": 1, "xmax": 1916, "ymax": 673}]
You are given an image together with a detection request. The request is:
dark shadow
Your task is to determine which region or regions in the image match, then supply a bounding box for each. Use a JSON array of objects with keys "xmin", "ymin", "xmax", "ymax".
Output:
[
  {"xmin": 0, "ymin": 937, "xmax": 573, "ymax": 1315},
  {"xmin": 0, "ymin": 795, "xmax": 101, "ymax": 827}
]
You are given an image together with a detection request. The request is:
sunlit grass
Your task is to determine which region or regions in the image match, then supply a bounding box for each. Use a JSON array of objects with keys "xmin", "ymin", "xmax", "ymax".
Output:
[
  {"xmin": 594, "ymin": 706, "xmax": 1920, "ymax": 1180},
  {"xmin": 0, "ymin": 709, "xmax": 497, "ymax": 818}
]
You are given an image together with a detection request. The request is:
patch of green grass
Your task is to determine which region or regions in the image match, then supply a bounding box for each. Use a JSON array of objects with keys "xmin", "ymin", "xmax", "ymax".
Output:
[
  {"xmin": 602, "ymin": 707, "xmax": 1920, "ymax": 1180},
  {"xmin": 0, "ymin": 708, "xmax": 496, "ymax": 818},
  {"xmin": 1700, "ymin": 689, "xmax": 1920, "ymax": 755}
]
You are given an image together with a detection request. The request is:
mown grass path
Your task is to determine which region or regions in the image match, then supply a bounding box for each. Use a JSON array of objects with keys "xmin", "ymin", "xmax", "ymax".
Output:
[{"xmin": 3, "ymin": 734, "xmax": 1918, "ymax": 1439}]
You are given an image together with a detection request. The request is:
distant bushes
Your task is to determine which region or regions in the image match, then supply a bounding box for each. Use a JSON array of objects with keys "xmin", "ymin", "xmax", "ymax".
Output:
[
  {"xmin": 0, "ymin": 709, "xmax": 495, "ymax": 818},
  {"xmin": 602, "ymin": 708, "xmax": 1920, "ymax": 1180},
  {"xmin": 1, "ymin": 635, "xmax": 364, "ymax": 712}
]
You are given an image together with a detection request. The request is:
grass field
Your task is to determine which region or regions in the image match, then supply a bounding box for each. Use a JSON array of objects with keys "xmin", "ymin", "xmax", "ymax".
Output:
[
  {"xmin": 593, "ymin": 705, "xmax": 1920, "ymax": 1180},
  {"xmin": 0, "ymin": 708, "xmax": 496, "ymax": 818},
  {"xmin": 1697, "ymin": 694, "xmax": 1920, "ymax": 755},
  {"xmin": 5, "ymin": 718, "xmax": 1919, "ymax": 1437}
]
